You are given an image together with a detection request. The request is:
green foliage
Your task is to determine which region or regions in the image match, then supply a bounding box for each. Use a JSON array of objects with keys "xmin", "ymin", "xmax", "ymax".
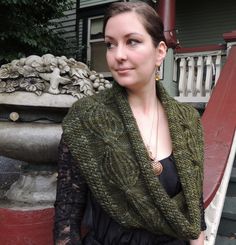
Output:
[{"xmin": 0, "ymin": 0, "xmax": 73, "ymax": 64}]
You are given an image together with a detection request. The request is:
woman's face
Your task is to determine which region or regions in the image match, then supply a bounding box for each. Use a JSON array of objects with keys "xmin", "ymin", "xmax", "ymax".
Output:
[{"xmin": 104, "ymin": 12, "xmax": 166, "ymax": 90}]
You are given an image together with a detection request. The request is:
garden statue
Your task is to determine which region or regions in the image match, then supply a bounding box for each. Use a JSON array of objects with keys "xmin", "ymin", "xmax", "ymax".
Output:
[{"xmin": 0, "ymin": 53, "xmax": 111, "ymax": 97}]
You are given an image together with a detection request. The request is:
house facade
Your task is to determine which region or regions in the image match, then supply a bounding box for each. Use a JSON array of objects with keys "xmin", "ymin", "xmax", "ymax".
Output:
[{"xmin": 55, "ymin": 0, "xmax": 236, "ymax": 75}]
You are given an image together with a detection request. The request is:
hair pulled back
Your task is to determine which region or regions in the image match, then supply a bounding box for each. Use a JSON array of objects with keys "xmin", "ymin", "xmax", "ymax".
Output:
[{"xmin": 103, "ymin": 1, "xmax": 166, "ymax": 47}]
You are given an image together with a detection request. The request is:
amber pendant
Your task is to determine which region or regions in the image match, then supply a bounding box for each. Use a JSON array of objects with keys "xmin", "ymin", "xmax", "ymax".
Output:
[{"xmin": 151, "ymin": 158, "xmax": 163, "ymax": 176}]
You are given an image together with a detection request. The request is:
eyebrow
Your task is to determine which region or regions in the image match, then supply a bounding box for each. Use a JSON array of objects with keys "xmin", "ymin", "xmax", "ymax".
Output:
[{"xmin": 104, "ymin": 32, "xmax": 144, "ymax": 40}]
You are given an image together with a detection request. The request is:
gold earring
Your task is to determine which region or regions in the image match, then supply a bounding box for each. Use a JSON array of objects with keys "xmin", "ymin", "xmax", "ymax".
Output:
[{"xmin": 155, "ymin": 67, "xmax": 160, "ymax": 81}]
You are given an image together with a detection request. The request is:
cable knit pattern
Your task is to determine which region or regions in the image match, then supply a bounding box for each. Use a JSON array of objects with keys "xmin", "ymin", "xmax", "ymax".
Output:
[{"xmin": 62, "ymin": 81, "xmax": 204, "ymax": 240}]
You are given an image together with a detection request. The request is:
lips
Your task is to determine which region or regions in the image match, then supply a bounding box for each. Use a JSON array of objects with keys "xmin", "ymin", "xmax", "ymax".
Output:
[{"xmin": 115, "ymin": 67, "xmax": 133, "ymax": 74}]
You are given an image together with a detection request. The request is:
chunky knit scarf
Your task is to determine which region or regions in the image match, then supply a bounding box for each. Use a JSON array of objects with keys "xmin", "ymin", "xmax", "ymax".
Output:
[{"xmin": 62, "ymin": 81, "xmax": 204, "ymax": 240}]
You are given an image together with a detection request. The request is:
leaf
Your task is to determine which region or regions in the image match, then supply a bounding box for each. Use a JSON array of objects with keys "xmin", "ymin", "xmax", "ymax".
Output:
[{"xmin": 0, "ymin": 0, "xmax": 74, "ymax": 61}]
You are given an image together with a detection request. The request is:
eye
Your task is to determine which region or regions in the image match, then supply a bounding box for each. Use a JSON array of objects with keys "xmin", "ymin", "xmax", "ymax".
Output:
[
  {"xmin": 127, "ymin": 39, "xmax": 140, "ymax": 46},
  {"xmin": 105, "ymin": 41, "xmax": 115, "ymax": 50}
]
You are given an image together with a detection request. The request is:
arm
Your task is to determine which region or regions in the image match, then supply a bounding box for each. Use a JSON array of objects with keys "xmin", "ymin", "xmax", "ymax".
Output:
[
  {"xmin": 189, "ymin": 114, "xmax": 206, "ymax": 245},
  {"xmin": 189, "ymin": 170, "xmax": 206, "ymax": 245},
  {"xmin": 190, "ymin": 184, "xmax": 207, "ymax": 245},
  {"xmin": 54, "ymin": 138, "xmax": 88, "ymax": 245}
]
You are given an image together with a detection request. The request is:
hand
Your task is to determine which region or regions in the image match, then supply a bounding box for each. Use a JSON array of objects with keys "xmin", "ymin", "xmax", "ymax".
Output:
[{"xmin": 190, "ymin": 231, "xmax": 205, "ymax": 245}]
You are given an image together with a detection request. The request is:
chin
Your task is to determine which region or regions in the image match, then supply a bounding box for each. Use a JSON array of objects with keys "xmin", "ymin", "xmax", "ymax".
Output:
[
  {"xmin": 115, "ymin": 79, "xmax": 136, "ymax": 88},
  {"xmin": 113, "ymin": 76, "xmax": 134, "ymax": 86}
]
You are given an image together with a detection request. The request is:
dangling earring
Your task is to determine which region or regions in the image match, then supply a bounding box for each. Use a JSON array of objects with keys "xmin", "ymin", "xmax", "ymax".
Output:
[{"xmin": 155, "ymin": 67, "xmax": 160, "ymax": 81}]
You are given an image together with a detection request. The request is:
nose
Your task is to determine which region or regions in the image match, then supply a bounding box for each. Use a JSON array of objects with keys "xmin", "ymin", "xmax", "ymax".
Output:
[{"xmin": 115, "ymin": 45, "xmax": 127, "ymax": 61}]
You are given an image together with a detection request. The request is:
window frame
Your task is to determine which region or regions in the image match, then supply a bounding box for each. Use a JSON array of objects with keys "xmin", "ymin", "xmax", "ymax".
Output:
[{"xmin": 87, "ymin": 15, "xmax": 111, "ymax": 77}]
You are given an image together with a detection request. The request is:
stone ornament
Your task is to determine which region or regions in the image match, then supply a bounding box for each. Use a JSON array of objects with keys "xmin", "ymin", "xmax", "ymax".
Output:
[
  {"xmin": 5, "ymin": 172, "xmax": 57, "ymax": 204},
  {"xmin": 0, "ymin": 54, "xmax": 113, "ymax": 205},
  {"xmin": 0, "ymin": 54, "xmax": 112, "ymax": 98}
]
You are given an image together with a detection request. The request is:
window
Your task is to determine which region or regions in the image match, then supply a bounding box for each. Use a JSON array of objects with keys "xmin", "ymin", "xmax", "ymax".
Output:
[{"xmin": 87, "ymin": 16, "xmax": 111, "ymax": 76}]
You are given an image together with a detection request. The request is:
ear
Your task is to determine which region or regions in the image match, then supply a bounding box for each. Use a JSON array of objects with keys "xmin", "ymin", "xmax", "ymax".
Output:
[{"xmin": 155, "ymin": 41, "xmax": 167, "ymax": 67}]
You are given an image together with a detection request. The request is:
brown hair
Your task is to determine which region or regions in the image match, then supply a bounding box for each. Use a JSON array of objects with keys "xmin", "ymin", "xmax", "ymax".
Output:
[{"xmin": 103, "ymin": 1, "xmax": 166, "ymax": 47}]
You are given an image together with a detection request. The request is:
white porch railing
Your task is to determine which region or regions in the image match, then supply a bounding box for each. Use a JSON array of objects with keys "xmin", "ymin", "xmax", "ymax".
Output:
[{"xmin": 173, "ymin": 47, "xmax": 226, "ymax": 103}]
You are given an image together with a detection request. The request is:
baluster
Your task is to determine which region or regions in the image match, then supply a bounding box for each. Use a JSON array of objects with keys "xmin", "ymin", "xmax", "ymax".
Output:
[
  {"xmin": 186, "ymin": 57, "xmax": 195, "ymax": 97},
  {"xmin": 196, "ymin": 56, "xmax": 204, "ymax": 97},
  {"xmin": 215, "ymin": 54, "xmax": 222, "ymax": 84},
  {"xmin": 178, "ymin": 58, "xmax": 187, "ymax": 97},
  {"xmin": 173, "ymin": 57, "xmax": 178, "ymax": 82},
  {"xmin": 205, "ymin": 56, "xmax": 213, "ymax": 98}
]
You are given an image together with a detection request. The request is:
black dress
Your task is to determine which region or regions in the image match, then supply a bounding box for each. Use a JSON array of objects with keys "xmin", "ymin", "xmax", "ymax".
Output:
[{"xmin": 54, "ymin": 141, "xmax": 206, "ymax": 245}]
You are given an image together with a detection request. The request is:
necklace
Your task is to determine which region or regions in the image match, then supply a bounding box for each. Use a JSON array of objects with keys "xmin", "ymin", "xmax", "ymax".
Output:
[{"xmin": 146, "ymin": 101, "xmax": 163, "ymax": 176}]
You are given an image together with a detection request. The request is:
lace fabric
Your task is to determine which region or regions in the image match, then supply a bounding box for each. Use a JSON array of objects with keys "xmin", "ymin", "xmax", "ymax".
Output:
[{"xmin": 54, "ymin": 139, "xmax": 88, "ymax": 245}]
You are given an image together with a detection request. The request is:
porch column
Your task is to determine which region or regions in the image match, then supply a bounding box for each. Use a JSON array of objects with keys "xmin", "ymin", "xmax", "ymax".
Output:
[
  {"xmin": 223, "ymin": 30, "xmax": 236, "ymax": 54},
  {"xmin": 157, "ymin": 0, "xmax": 178, "ymax": 96}
]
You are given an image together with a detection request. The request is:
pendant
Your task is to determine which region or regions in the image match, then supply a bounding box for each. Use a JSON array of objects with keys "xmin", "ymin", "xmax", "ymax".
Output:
[
  {"xmin": 151, "ymin": 158, "xmax": 163, "ymax": 176},
  {"xmin": 146, "ymin": 145, "xmax": 163, "ymax": 175}
]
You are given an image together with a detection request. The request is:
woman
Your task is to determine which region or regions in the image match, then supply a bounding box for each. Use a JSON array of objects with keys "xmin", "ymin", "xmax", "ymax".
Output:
[{"xmin": 54, "ymin": 2, "xmax": 206, "ymax": 245}]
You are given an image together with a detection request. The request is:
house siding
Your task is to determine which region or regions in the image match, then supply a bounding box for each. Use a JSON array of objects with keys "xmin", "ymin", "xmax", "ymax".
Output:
[
  {"xmin": 53, "ymin": 0, "xmax": 236, "ymax": 59},
  {"xmin": 52, "ymin": 0, "xmax": 119, "ymax": 58},
  {"xmin": 80, "ymin": 0, "xmax": 117, "ymax": 8},
  {"xmin": 176, "ymin": 0, "xmax": 236, "ymax": 48},
  {"xmin": 77, "ymin": 19, "xmax": 84, "ymax": 61},
  {"xmin": 50, "ymin": 1, "xmax": 77, "ymax": 58}
]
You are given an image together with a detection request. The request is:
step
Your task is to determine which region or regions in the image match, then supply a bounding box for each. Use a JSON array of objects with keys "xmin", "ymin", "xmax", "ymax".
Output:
[
  {"xmin": 218, "ymin": 196, "xmax": 236, "ymax": 236},
  {"xmin": 226, "ymin": 168, "xmax": 236, "ymax": 196},
  {"xmin": 230, "ymin": 168, "xmax": 236, "ymax": 182},
  {"xmin": 215, "ymin": 235, "xmax": 236, "ymax": 245}
]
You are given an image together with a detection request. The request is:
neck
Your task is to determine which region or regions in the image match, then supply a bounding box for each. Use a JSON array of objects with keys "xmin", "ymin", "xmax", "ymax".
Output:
[
  {"xmin": 127, "ymin": 82, "xmax": 160, "ymax": 162},
  {"xmin": 127, "ymin": 82, "xmax": 158, "ymax": 115}
]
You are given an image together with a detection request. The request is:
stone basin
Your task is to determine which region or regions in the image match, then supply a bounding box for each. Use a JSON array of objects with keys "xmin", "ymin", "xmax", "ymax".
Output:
[
  {"xmin": 0, "ymin": 92, "xmax": 76, "ymax": 164},
  {"xmin": 0, "ymin": 92, "xmax": 76, "ymax": 206},
  {"xmin": 0, "ymin": 121, "xmax": 62, "ymax": 164}
]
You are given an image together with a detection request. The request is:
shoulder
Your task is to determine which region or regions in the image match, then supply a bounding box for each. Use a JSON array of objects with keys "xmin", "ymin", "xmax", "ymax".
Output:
[
  {"xmin": 157, "ymin": 81, "xmax": 200, "ymax": 121},
  {"xmin": 62, "ymin": 87, "xmax": 115, "ymax": 126},
  {"xmin": 175, "ymin": 101, "xmax": 202, "ymax": 134},
  {"xmin": 176, "ymin": 101, "xmax": 201, "ymax": 119},
  {"xmin": 163, "ymin": 96, "xmax": 203, "ymax": 140},
  {"xmin": 163, "ymin": 94, "xmax": 201, "ymax": 122},
  {"xmin": 73, "ymin": 86, "xmax": 113, "ymax": 109}
]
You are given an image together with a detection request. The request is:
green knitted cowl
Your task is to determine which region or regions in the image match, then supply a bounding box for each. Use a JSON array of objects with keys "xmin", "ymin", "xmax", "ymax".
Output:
[{"xmin": 62, "ymin": 81, "xmax": 204, "ymax": 240}]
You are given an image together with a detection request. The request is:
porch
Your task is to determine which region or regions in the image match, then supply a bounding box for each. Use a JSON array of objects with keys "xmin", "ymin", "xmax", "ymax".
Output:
[{"xmin": 164, "ymin": 32, "xmax": 236, "ymax": 245}]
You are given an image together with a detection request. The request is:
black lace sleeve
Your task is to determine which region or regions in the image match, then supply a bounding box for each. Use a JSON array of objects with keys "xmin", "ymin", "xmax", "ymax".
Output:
[
  {"xmin": 54, "ymin": 138, "xmax": 88, "ymax": 245},
  {"xmin": 200, "ymin": 194, "xmax": 207, "ymax": 231}
]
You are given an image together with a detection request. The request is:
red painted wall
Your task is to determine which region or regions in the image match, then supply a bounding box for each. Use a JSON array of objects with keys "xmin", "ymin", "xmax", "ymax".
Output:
[{"xmin": 0, "ymin": 208, "xmax": 54, "ymax": 245}]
